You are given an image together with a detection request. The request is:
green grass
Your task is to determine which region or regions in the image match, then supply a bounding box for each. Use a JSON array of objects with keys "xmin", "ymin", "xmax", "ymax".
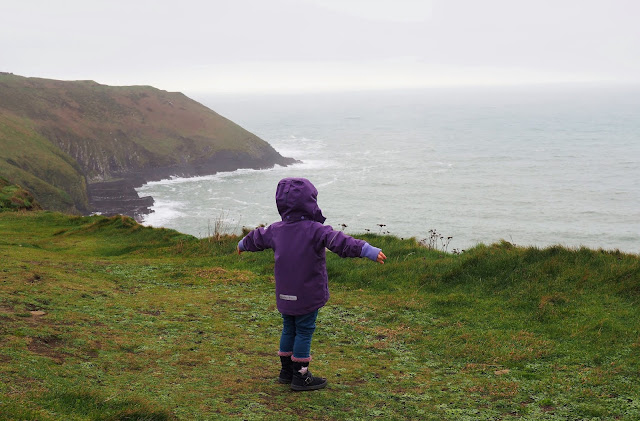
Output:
[
  {"xmin": 1, "ymin": 211, "xmax": 639, "ymax": 420},
  {"xmin": 0, "ymin": 114, "xmax": 86, "ymax": 213},
  {"xmin": 0, "ymin": 177, "xmax": 42, "ymax": 212}
]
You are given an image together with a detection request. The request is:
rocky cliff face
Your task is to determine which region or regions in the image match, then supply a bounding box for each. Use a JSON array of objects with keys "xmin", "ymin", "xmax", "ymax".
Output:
[{"xmin": 0, "ymin": 74, "xmax": 296, "ymax": 218}]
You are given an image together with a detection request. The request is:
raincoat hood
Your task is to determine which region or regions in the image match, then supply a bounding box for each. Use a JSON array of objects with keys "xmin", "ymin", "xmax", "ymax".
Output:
[{"xmin": 275, "ymin": 178, "xmax": 326, "ymax": 223}]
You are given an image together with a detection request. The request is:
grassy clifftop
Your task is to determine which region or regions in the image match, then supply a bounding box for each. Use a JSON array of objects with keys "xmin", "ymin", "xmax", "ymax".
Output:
[
  {"xmin": 1, "ymin": 212, "xmax": 639, "ymax": 419},
  {"xmin": 0, "ymin": 74, "xmax": 294, "ymax": 214}
]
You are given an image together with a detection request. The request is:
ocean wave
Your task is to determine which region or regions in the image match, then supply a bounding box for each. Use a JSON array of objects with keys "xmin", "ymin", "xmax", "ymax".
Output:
[
  {"xmin": 317, "ymin": 175, "xmax": 339, "ymax": 187},
  {"xmin": 137, "ymin": 173, "xmax": 231, "ymax": 187},
  {"xmin": 288, "ymin": 159, "xmax": 337, "ymax": 170},
  {"xmin": 136, "ymin": 157, "xmax": 336, "ymax": 191},
  {"xmin": 139, "ymin": 199, "xmax": 186, "ymax": 227},
  {"xmin": 270, "ymin": 136, "xmax": 326, "ymax": 157}
]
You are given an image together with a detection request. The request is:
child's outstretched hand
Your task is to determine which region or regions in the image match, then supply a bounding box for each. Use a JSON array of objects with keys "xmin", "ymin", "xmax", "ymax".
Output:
[
  {"xmin": 237, "ymin": 245, "xmax": 242, "ymax": 255},
  {"xmin": 377, "ymin": 251, "xmax": 387, "ymax": 264}
]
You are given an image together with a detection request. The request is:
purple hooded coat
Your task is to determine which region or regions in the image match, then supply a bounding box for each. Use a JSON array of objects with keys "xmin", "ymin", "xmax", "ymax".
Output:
[{"xmin": 239, "ymin": 178, "xmax": 380, "ymax": 315}]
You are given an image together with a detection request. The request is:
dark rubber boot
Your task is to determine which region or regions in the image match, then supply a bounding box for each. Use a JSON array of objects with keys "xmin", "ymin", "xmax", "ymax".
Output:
[
  {"xmin": 291, "ymin": 361, "xmax": 327, "ymax": 391},
  {"xmin": 278, "ymin": 356, "xmax": 293, "ymax": 384}
]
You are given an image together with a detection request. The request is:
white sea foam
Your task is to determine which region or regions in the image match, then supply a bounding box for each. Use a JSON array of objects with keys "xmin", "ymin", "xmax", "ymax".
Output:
[
  {"xmin": 270, "ymin": 136, "xmax": 326, "ymax": 158},
  {"xmin": 140, "ymin": 199, "xmax": 186, "ymax": 227}
]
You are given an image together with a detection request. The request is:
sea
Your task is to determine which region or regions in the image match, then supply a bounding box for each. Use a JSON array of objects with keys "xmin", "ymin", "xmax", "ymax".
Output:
[{"xmin": 136, "ymin": 84, "xmax": 640, "ymax": 254}]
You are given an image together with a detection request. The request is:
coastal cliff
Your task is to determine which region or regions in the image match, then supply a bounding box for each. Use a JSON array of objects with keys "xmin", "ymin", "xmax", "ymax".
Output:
[{"xmin": 0, "ymin": 73, "xmax": 295, "ymax": 218}]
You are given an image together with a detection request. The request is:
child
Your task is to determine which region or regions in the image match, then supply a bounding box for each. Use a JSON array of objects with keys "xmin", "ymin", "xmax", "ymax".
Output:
[{"xmin": 237, "ymin": 177, "xmax": 386, "ymax": 391}]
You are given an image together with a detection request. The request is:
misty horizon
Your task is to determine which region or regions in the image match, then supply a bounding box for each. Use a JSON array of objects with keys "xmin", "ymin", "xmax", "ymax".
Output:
[{"xmin": 2, "ymin": 1, "xmax": 639, "ymax": 94}]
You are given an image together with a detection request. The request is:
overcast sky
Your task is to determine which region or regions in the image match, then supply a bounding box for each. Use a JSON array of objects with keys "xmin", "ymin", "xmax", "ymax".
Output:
[{"xmin": 1, "ymin": 0, "xmax": 639, "ymax": 93}]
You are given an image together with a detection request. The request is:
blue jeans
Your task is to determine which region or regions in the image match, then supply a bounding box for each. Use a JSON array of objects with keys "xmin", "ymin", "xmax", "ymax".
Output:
[{"xmin": 279, "ymin": 310, "xmax": 318, "ymax": 362}]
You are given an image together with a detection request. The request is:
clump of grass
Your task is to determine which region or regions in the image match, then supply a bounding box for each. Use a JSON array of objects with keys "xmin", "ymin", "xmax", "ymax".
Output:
[
  {"xmin": 419, "ymin": 228, "xmax": 453, "ymax": 252},
  {"xmin": 0, "ymin": 177, "xmax": 42, "ymax": 212},
  {"xmin": 205, "ymin": 210, "xmax": 239, "ymax": 241}
]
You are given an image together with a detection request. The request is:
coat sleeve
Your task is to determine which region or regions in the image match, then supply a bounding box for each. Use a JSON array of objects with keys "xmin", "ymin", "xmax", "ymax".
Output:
[
  {"xmin": 317, "ymin": 225, "xmax": 382, "ymax": 261},
  {"xmin": 239, "ymin": 226, "xmax": 273, "ymax": 252},
  {"xmin": 318, "ymin": 225, "xmax": 365, "ymax": 258}
]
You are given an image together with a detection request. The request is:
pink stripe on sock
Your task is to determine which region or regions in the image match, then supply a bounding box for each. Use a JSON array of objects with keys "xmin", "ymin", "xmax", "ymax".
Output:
[
  {"xmin": 291, "ymin": 355, "xmax": 312, "ymax": 363},
  {"xmin": 278, "ymin": 351, "xmax": 293, "ymax": 357}
]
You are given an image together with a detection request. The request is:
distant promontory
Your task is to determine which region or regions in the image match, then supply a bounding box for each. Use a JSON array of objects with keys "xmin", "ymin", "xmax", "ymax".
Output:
[{"xmin": 0, "ymin": 73, "xmax": 296, "ymax": 219}]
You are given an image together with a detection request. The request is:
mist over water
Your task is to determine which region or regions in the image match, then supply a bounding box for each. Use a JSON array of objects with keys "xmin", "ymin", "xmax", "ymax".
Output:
[{"xmin": 137, "ymin": 86, "xmax": 640, "ymax": 254}]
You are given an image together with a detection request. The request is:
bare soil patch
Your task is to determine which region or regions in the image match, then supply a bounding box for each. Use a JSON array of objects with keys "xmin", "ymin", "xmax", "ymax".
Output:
[{"xmin": 28, "ymin": 335, "xmax": 66, "ymax": 364}]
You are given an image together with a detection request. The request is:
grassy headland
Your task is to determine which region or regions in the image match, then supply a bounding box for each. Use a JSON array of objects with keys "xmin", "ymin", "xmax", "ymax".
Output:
[
  {"xmin": 1, "ymin": 211, "xmax": 639, "ymax": 420},
  {"xmin": 0, "ymin": 73, "xmax": 294, "ymax": 215}
]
